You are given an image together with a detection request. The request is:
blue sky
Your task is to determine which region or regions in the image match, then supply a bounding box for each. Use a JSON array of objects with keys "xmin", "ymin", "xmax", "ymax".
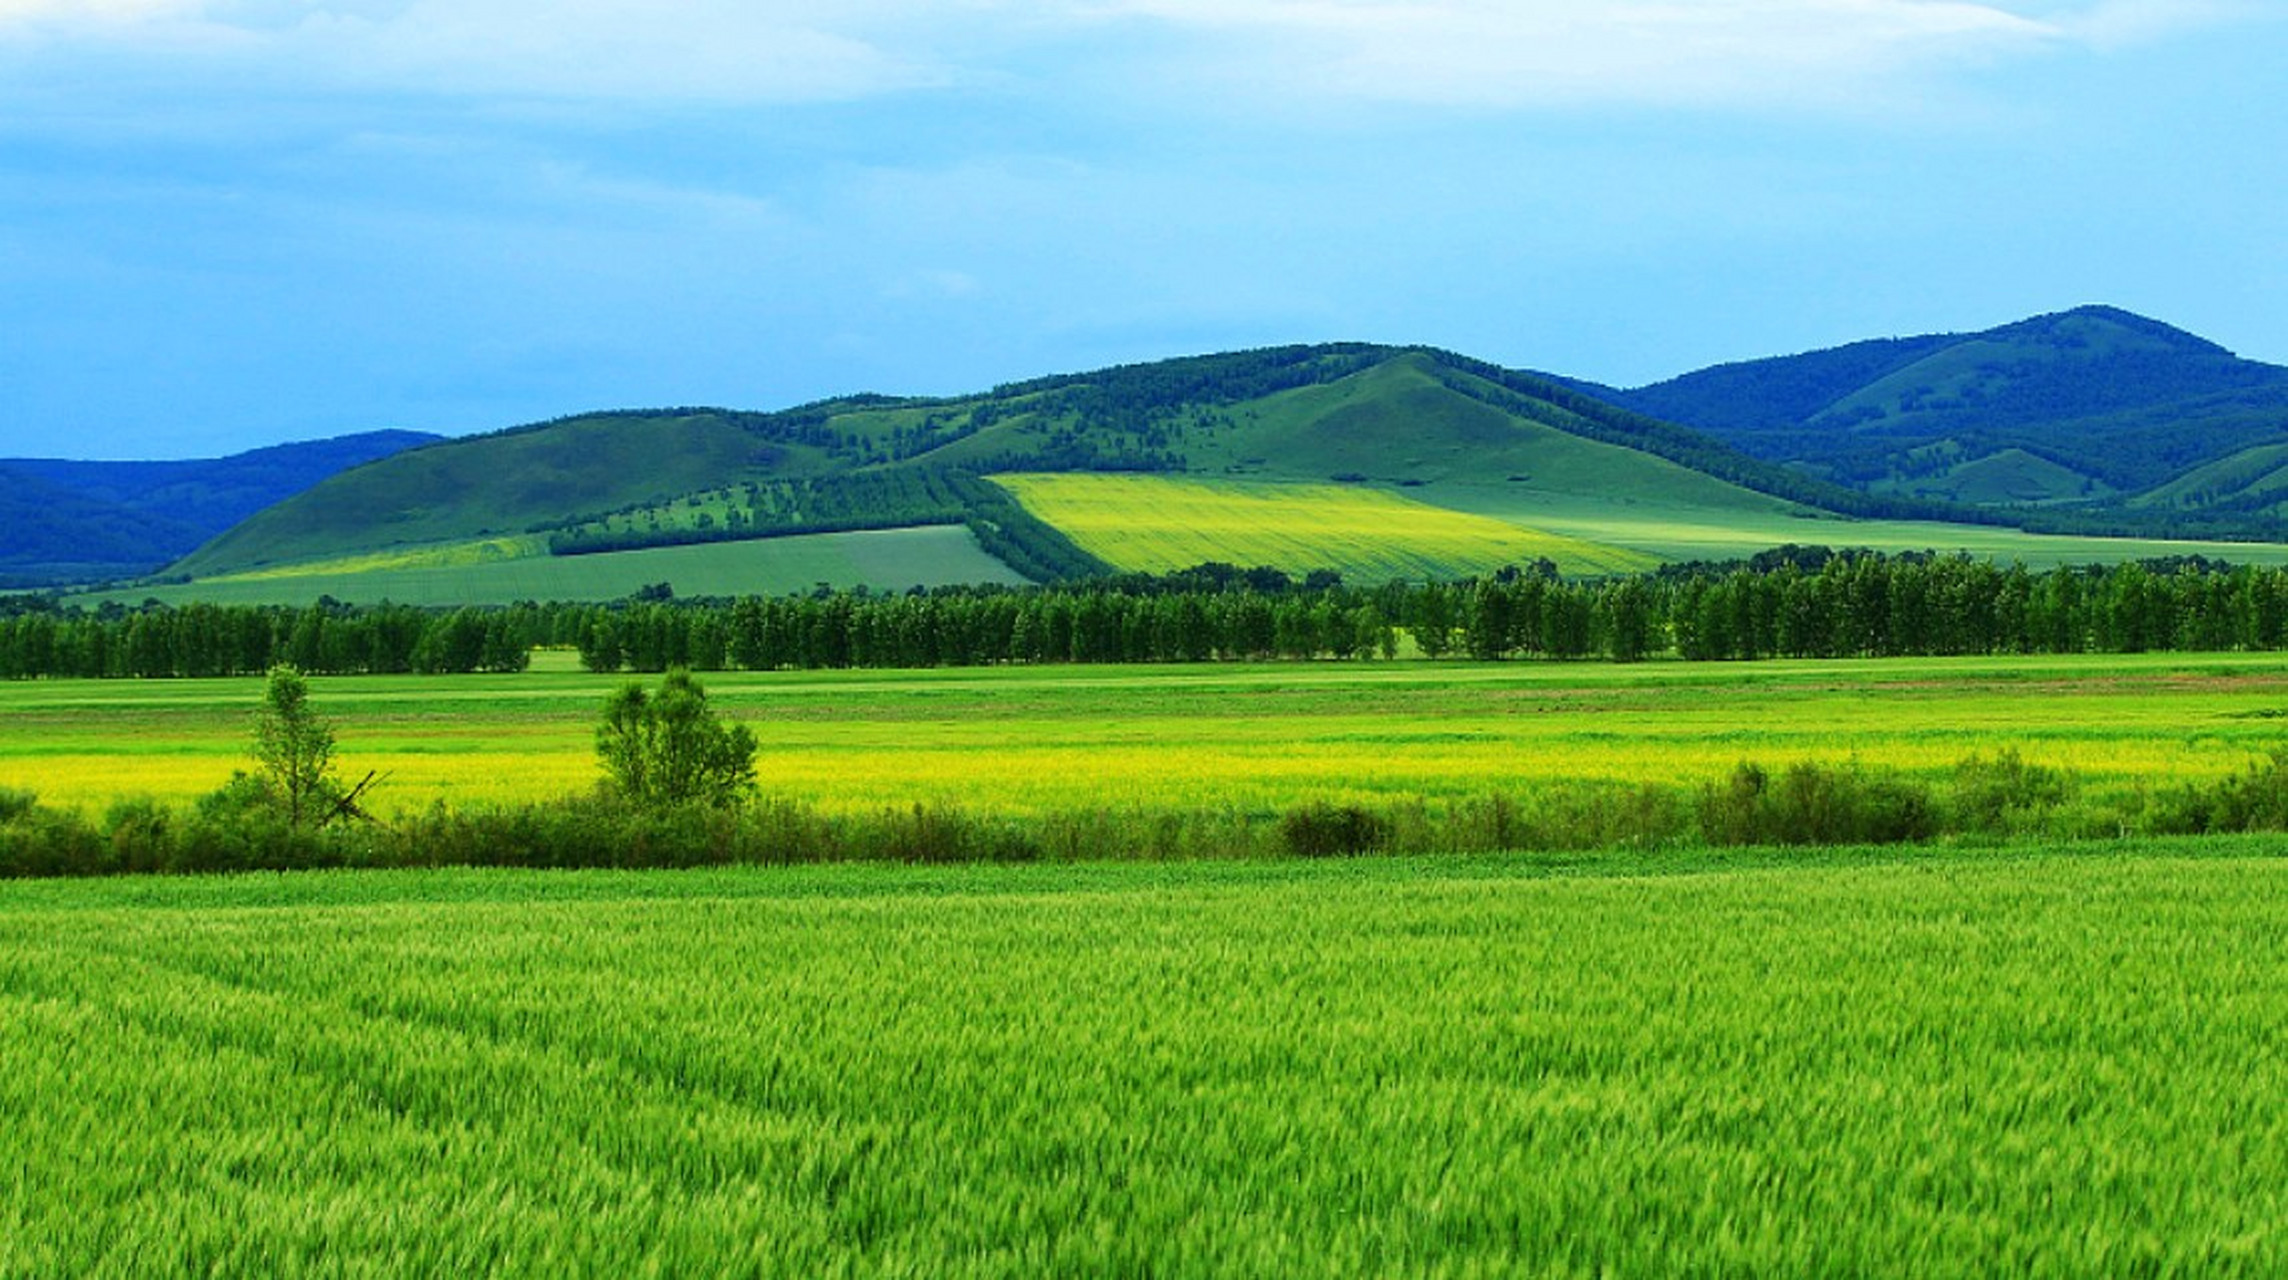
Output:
[{"xmin": 2, "ymin": 0, "xmax": 2282, "ymax": 459}]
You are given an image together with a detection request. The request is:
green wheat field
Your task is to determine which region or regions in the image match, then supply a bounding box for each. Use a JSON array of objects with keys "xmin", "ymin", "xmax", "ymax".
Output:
[{"xmin": 5, "ymin": 845, "xmax": 2285, "ymax": 1275}]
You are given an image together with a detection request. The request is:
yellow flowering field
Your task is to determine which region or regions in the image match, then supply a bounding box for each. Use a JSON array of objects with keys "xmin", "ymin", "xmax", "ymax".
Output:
[
  {"xmin": 6, "ymin": 652, "xmax": 2287, "ymax": 819},
  {"xmin": 992, "ymin": 472, "xmax": 1654, "ymax": 579}
]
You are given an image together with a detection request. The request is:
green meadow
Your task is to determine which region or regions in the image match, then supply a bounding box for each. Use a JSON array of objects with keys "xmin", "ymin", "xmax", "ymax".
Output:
[
  {"xmin": 4, "ymin": 844, "xmax": 2284, "ymax": 1275},
  {"xmin": 1417, "ymin": 482, "xmax": 2288, "ymax": 568},
  {"xmin": 79, "ymin": 526, "xmax": 1025, "ymax": 610}
]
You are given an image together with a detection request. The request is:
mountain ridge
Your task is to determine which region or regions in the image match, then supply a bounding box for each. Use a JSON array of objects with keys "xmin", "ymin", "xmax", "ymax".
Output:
[
  {"xmin": 171, "ymin": 342, "xmax": 1981, "ymax": 585},
  {"xmin": 1578, "ymin": 306, "xmax": 2288, "ymax": 512},
  {"xmin": 16, "ymin": 307, "xmax": 2288, "ymax": 596},
  {"xmin": 0, "ymin": 429, "xmax": 443, "ymax": 586}
]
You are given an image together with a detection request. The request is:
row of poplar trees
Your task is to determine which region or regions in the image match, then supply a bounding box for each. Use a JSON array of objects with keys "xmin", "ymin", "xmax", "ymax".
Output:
[{"xmin": 6, "ymin": 554, "xmax": 2288, "ymax": 678}]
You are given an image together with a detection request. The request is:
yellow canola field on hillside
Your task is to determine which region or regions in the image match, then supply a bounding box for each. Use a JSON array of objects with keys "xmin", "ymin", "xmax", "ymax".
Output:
[{"xmin": 993, "ymin": 473, "xmax": 1653, "ymax": 579}]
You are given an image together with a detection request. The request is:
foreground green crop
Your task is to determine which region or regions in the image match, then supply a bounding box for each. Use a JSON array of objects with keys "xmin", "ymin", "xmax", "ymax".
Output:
[{"xmin": 4, "ymin": 844, "xmax": 2285, "ymax": 1276}]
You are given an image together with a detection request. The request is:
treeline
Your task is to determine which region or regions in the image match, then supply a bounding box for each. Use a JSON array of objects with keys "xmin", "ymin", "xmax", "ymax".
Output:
[
  {"xmin": 559, "ymin": 553, "xmax": 2288, "ymax": 672},
  {"xmin": 0, "ymin": 601, "xmax": 535, "ymax": 679},
  {"xmin": 12, "ymin": 552, "xmax": 2288, "ymax": 679},
  {"xmin": 544, "ymin": 471, "xmax": 1108, "ymax": 583}
]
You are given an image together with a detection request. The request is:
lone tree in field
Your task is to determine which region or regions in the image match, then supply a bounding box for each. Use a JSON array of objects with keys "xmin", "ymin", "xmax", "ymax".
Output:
[
  {"xmin": 253, "ymin": 664, "xmax": 342, "ymax": 827},
  {"xmin": 596, "ymin": 668, "xmax": 758, "ymax": 809}
]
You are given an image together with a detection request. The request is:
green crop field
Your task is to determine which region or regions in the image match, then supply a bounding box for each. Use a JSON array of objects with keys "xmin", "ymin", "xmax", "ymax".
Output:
[
  {"xmin": 4, "ymin": 845, "xmax": 2284, "ymax": 1275},
  {"xmin": 1416, "ymin": 483, "xmax": 2288, "ymax": 568},
  {"xmin": 11, "ymin": 651, "xmax": 2288, "ymax": 821},
  {"xmin": 74, "ymin": 526, "xmax": 1026, "ymax": 610},
  {"xmin": 993, "ymin": 472, "xmax": 1655, "ymax": 579}
]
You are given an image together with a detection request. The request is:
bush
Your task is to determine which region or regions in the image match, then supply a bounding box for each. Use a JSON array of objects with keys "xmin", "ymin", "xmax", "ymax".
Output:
[
  {"xmin": 1280, "ymin": 801, "xmax": 1391, "ymax": 857},
  {"xmin": 596, "ymin": 669, "xmax": 758, "ymax": 810},
  {"xmin": 2147, "ymin": 749, "xmax": 2288, "ymax": 835},
  {"xmin": 1696, "ymin": 761, "xmax": 1939, "ymax": 847},
  {"xmin": 0, "ymin": 807, "xmax": 102, "ymax": 878},
  {"xmin": 856, "ymin": 803, "xmax": 1041, "ymax": 864},
  {"xmin": 103, "ymin": 798, "xmax": 174, "ymax": 876},
  {"xmin": 1950, "ymin": 749, "xmax": 2077, "ymax": 837}
]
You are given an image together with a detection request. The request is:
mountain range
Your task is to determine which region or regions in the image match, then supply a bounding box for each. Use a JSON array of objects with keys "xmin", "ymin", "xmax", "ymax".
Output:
[
  {"xmin": 1572, "ymin": 305, "xmax": 2288, "ymax": 519},
  {"xmin": 1, "ymin": 430, "xmax": 441, "ymax": 586},
  {"xmin": 13, "ymin": 306, "xmax": 2288, "ymax": 600}
]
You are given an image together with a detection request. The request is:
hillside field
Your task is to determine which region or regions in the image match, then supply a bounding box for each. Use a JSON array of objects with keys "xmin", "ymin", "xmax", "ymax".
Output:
[
  {"xmin": 4, "ymin": 844, "xmax": 2285, "ymax": 1274},
  {"xmin": 991, "ymin": 472, "xmax": 1656, "ymax": 579},
  {"xmin": 98, "ymin": 478, "xmax": 2288, "ymax": 614},
  {"xmin": 1418, "ymin": 483, "xmax": 2288, "ymax": 568},
  {"xmin": 78, "ymin": 526, "xmax": 1026, "ymax": 609},
  {"xmin": 12, "ymin": 652, "xmax": 2288, "ymax": 819}
]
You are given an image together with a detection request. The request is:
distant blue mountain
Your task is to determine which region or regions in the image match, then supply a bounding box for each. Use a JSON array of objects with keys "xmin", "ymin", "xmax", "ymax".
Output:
[
  {"xmin": 3, "ymin": 429, "xmax": 443, "ymax": 586},
  {"xmin": 1573, "ymin": 307, "xmax": 2288, "ymax": 510}
]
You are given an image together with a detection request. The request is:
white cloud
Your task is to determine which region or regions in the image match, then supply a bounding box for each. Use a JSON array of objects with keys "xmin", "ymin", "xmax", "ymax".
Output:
[
  {"xmin": 2047, "ymin": 0, "xmax": 2256, "ymax": 49},
  {"xmin": 0, "ymin": 0, "xmax": 201, "ymax": 21},
  {"xmin": 303, "ymin": 1, "xmax": 948, "ymax": 103},
  {"xmin": 0, "ymin": 1, "xmax": 951, "ymax": 103},
  {"xmin": 1070, "ymin": 0, "xmax": 2246, "ymax": 108},
  {"xmin": 0, "ymin": 0, "xmax": 2257, "ymax": 109}
]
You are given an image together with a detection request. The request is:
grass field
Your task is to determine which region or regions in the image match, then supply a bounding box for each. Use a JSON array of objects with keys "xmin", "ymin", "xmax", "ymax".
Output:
[
  {"xmin": 73, "ymin": 526, "xmax": 1026, "ymax": 610},
  {"xmin": 11, "ymin": 652, "xmax": 2288, "ymax": 819},
  {"xmin": 193, "ymin": 535, "xmax": 548, "ymax": 581},
  {"xmin": 4, "ymin": 843, "xmax": 2284, "ymax": 1274},
  {"xmin": 1417, "ymin": 482, "xmax": 2288, "ymax": 567},
  {"xmin": 993, "ymin": 472, "xmax": 1655, "ymax": 579}
]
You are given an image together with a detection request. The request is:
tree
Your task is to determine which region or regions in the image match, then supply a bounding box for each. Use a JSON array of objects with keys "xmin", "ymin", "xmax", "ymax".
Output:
[
  {"xmin": 253, "ymin": 664, "xmax": 343, "ymax": 827},
  {"xmin": 596, "ymin": 668, "xmax": 758, "ymax": 809}
]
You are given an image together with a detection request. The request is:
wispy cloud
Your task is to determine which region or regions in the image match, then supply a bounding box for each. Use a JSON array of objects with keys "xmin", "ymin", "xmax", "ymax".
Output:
[
  {"xmin": 0, "ymin": 1, "xmax": 951, "ymax": 103},
  {"xmin": 0, "ymin": 0, "xmax": 201, "ymax": 23},
  {"xmin": 1074, "ymin": 0, "xmax": 2244, "ymax": 109},
  {"xmin": 0, "ymin": 0, "xmax": 2261, "ymax": 110}
]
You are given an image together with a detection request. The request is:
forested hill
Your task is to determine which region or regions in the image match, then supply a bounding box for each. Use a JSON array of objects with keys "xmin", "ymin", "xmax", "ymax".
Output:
[
  {"xmin": 1, "ymin": 429, "xmax": 441, "ymax": 586},
  {"xmin": 1576, "ymin": 306, "xmax": 2288, "ymax": 526},
  {"xmin": 26, "ymin": 312, "xmax": 2288, "ymax": 594},
  {"xmin": 166, "ymin": 343, "xmax": 1971, "ymax": 582}
]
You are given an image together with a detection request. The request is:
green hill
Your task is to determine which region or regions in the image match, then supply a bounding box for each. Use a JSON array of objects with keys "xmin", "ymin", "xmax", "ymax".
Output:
[
  {"xmin": 2133, "ymin": 443, "xmax": 2288, "ymax": 514},
  {"xmin": 163, "ymin": 345, "xmax": 1880, "ymax": 596},
  {"xmin": 54, "ymin": 329, "xmax": 2288, "ymax": 607},
  {"xmin": 1869, "ymin": 446, "xmax": 2110, "ymax": 506},
  {"xmin": 1588, "ymin": 306, "xmax": 2288, "ymax": 529},
  {"xmin": 171, "ymin": 415, "xmax": 823, "ymax": 577}
]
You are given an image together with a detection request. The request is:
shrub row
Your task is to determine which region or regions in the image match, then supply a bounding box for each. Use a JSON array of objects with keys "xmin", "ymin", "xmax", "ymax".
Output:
[{"xmin": 7, "ymin": 750, "xmax": 2288, "ymax": 880}]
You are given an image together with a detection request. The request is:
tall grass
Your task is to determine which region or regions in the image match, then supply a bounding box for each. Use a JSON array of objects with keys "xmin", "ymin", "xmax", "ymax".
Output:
[
  {"xmin": 4, "ymin": 848, "xmax": 2285, "ymax": 1274},
  {"xmin": 8, "ymin": 749, "xmax": 2288, "ymax": 879}
]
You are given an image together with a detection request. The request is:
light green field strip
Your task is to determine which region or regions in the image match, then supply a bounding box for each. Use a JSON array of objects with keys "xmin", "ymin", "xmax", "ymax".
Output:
[
  {"xmin": 74, "ymin": 526, "xmax": 1027, "ymax": 609},
  {"xmin": 192, "ymin": 536, "xmax": 549, "ymax": 581},
  {"xmin": 3, "ymin": 848, "xmax": 2284, "ymax": 1275},
  {"xmin": 1416, "ymin": 484, "xmax": 2288, "ymax": 568},
  {"xmin": 994, "ymin": 472, "xmax": 1654, "ymax": 579},
  {"xmin": 10, "ymin": 652, "xmax": 2288, "ymax": 817}
]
